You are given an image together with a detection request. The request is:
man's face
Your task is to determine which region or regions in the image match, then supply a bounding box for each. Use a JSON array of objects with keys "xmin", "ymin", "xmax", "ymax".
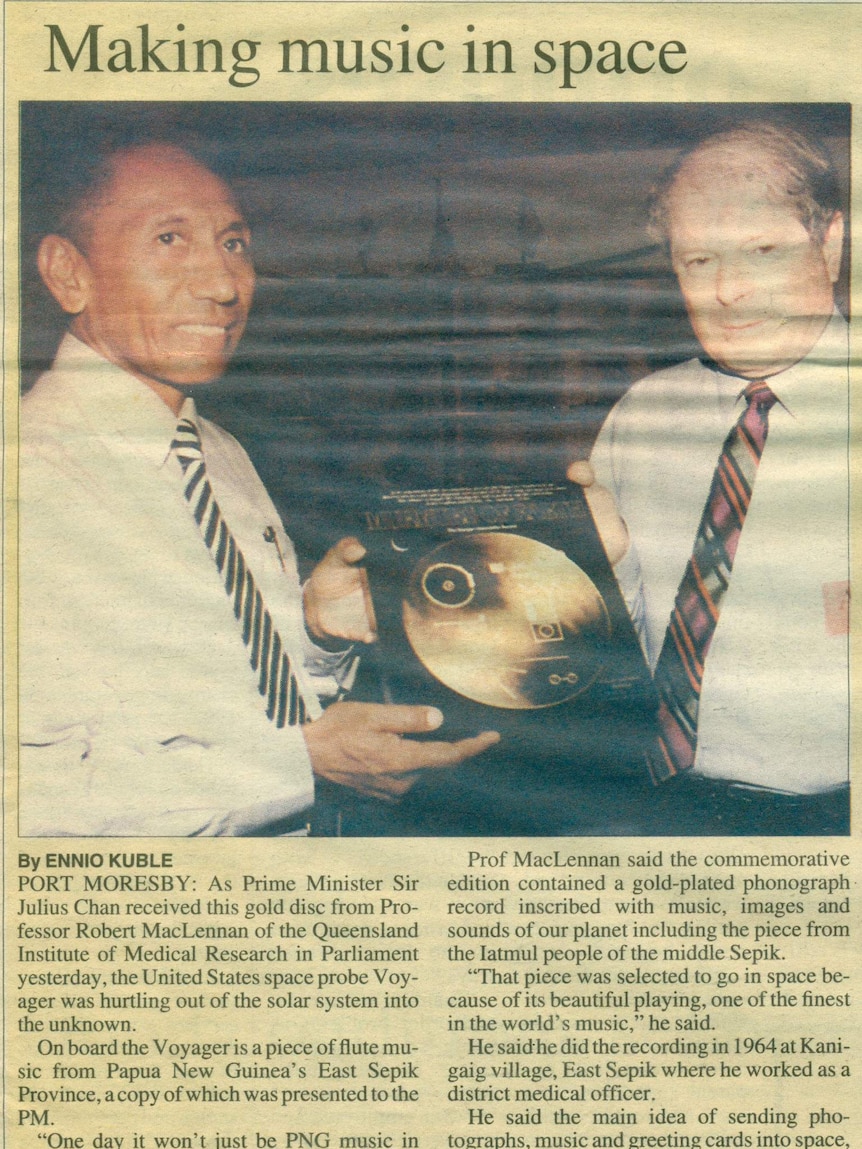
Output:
[
  {"xmin": 667, "ymin": 146, "xmax": 842, "ymax": 379},
  {"xmin": 68, "ymin": 146, "xmax": 254, "ymax": 397}
]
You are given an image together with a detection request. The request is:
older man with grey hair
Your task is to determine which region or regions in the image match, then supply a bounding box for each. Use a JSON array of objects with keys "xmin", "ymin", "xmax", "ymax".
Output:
[{"xmin": 577, "ymin": 122, "xmax": 849, "ymax": 835}]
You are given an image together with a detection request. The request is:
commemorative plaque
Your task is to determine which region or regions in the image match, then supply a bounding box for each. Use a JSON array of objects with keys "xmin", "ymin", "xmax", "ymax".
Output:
[{"xmin": 349, "ymin": 479, "xmax": 657, "ymax": 831}]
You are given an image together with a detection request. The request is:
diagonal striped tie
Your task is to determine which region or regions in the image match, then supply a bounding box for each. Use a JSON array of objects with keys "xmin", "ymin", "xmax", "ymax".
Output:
[
  {"xmin": 171, "ymin": 417, "xmax": 308, "ymax": 729},
  {"xmin": 646, "ymin": 381, "xmax": 778, "ymax": 783}
]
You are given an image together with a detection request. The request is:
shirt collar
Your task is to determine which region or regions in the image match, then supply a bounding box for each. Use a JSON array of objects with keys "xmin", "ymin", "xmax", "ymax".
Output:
[
  {"xmin": 720, "ymin": 310, "xmax": 849, "ymax": 419},
  {"xmin": 48, "ymin": 334, "xmax": 198, "ymax": 468}
]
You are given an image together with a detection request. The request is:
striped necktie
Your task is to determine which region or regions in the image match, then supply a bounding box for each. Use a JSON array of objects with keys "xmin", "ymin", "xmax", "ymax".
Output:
[
  {"xmin": 646, "ymin": 380, "xmax": 778, "ymax": 783},
  {"xmin": 171, "ymin": 417, "xmax": 308, "ymax": 728}
]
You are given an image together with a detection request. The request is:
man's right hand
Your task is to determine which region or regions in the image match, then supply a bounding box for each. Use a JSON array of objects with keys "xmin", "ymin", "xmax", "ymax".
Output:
[
  {"xmin": 566, "ymin": 460, "xmax": 630, "ymax": 566},
  {"xmin": 303, "ymin": 702, "xmax": 500, "ymax": 802}
]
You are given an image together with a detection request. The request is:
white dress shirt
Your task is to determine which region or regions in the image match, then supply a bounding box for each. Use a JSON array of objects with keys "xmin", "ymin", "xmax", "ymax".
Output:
[
  {"xmin": 591, "ymin": 313, "xmax": 849, "ymax": 794},
  {"xmin": 19, "ymin": 335, "xmax": 348, "ymax": 836}
]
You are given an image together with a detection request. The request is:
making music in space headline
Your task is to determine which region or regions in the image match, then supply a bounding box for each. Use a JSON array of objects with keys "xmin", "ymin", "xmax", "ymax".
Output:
[{"xmin": 43, "ymin": 23, "xmax": 688, "ymax": 88}]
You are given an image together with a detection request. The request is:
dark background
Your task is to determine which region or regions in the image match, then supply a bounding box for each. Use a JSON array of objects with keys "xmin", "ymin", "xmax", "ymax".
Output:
[{"xmin": 20, "ymin": 101, "xmax": 850, "ymax": 573}]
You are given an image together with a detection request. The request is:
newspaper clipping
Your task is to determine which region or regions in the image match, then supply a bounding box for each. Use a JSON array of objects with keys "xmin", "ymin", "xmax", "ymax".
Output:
[{"xmin": 4, "ymin": 5, "xmax": 860, "ymax": 1149}]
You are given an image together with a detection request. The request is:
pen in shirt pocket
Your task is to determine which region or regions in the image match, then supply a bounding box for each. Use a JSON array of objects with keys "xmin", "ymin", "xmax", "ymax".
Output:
[{"xmin": 263, "ymin": 525, "xmax": 287, "ymax": 571}]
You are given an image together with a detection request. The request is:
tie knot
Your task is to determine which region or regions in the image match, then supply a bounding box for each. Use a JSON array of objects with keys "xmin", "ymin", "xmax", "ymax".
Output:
[
  {"xmin": 743, "ymin": 381, "xmax": 778, "ymax": 412},
  {"xmin": 171, "ymin": 417, "xmax": 204, "ymax": 464}
]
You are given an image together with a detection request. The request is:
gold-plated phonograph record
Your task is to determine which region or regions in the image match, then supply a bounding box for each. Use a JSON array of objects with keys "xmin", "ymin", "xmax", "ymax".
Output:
[{"xmin": 402, "ymin": 533, "xmax": 611, "ymax": 709}]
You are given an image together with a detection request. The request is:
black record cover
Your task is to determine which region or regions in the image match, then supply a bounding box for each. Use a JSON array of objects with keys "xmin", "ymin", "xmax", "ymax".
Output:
[{"xmin": 346, "ymin": 480, "xmax": 658, "ymax": 834}]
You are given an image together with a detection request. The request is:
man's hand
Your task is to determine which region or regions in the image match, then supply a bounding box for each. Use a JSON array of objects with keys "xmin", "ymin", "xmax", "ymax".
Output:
[
  {"xmin": 303, "ymin": 702, "xmax": 501, "ymax": 801},
  {"xmin": 304, "ymin": 537, "xmax": 377, "ymax": 645},
  {"xmin": 566, "ymin": 461, "xmax": 630, "ymax": 566}
]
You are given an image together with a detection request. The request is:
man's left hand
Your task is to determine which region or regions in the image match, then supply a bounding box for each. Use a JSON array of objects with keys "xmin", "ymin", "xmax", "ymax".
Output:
[
  {"xmin": 304, "ymin": 536, "xmax": 377, "ymax": 645},
  {"xmin": 566, "ymin": 461, "xmax": 630, "ymax": 566},
  {"xmin": 303, "ymin": 702, "xmax": 500, "ymax": 801}
]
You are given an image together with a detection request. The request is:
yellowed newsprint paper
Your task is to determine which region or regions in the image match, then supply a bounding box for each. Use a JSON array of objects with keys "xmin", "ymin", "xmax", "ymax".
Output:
[{"xmin": 3, "ymin": 6, "xmax": 860, "ymax": 1149}]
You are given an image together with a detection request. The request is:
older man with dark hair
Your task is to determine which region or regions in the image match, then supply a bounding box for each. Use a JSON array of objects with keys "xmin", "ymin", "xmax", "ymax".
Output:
[
  {"xmin": 576, "ymin": 122, "xmax": 849, "ymax": 834},
  {"xmin": 19, "ymin": 141, "xmax": 498, "ymax": 836}
]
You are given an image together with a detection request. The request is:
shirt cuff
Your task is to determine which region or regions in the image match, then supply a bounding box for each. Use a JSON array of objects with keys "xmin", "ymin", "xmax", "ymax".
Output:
[
  {"xmin": 300, "ymin": 626, "xmax": 358, "ymax": 699},
  {"xmin": 608, "ymin": 538, "xmax": 651, "ymax": 664},
  {"xmin": 612, "ymin": 539, "xmax": 640, "ymax": 584}
]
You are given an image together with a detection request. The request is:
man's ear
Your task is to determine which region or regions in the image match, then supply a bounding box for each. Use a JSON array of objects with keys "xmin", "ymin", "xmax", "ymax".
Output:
[
  {"xmin": 821, "ymin": 211, "xmax": 845, "ymax": 284},
  {"xmin": 37, "ymin": 234, "xmax": 92, "ymax": 315}
]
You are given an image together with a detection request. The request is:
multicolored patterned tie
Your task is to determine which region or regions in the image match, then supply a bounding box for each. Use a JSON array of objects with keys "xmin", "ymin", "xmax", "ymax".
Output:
[
  {"xmin": 171, "ymin": 417, "xmax": 309, "ymax": 728},
  {"xmin": 646, "ymin": 381, "xmax": 778, "ymax": 783}
]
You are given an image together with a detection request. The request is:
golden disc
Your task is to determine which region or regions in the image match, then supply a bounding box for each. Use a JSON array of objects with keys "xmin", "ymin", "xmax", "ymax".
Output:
[{"xmin": 402, "ymin": 533, "xmax": 611, "ymax": 709}]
